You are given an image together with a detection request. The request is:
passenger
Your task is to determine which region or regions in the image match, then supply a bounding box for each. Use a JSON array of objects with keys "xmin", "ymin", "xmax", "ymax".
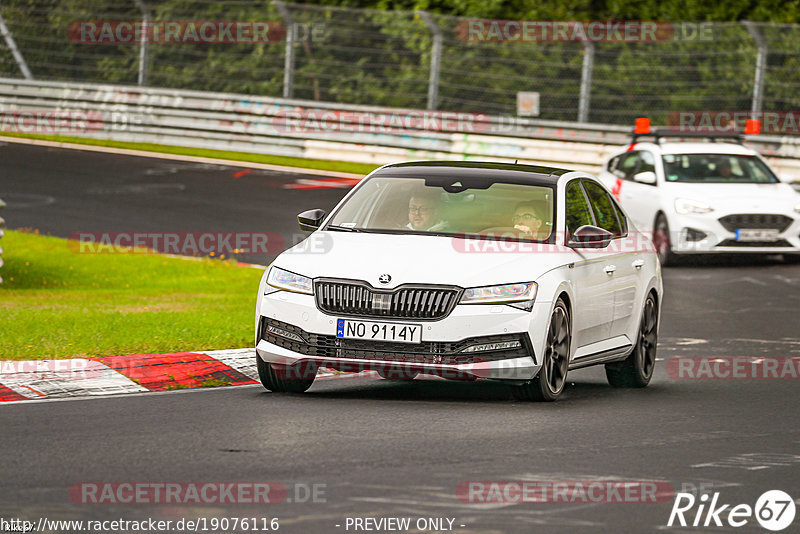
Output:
[
  {"xmin": 407, "ymin": 191, "xmax": 448, "ymax": 231},
  {"xmin": 512, "ymin": 201, "xmax": 547, "ymax": 239}
]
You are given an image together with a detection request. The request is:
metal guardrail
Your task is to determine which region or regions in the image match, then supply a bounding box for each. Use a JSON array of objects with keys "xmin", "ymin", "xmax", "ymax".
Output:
[
  {"xmin": 2, "ymin": 1, "xmax": 799, "ymax": 126},
  {"xmin": 1, "ymin": 78, "xmax": 800, "ymax": 177}
]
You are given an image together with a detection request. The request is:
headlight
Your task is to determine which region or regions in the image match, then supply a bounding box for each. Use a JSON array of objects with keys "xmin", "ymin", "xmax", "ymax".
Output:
[
  {"xmin": 459, "ymin": 282, "xmax": 537, "ymax": 311},
  {"xmin": 674, "ymin": 198, "xmax": 714, "ymax": 215},
  {"xmin": 794, "ymin": 201, "xmax": 800, "ymax": 213},
  {"xmin": 267, "ymin": 267, "xmax": 313, "ymax": 295}
]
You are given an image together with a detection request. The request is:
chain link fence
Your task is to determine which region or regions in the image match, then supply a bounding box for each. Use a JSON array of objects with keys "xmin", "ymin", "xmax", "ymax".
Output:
[{"xmin": 1, "ymin": 0, "xmax": 799, "ymax": 128}]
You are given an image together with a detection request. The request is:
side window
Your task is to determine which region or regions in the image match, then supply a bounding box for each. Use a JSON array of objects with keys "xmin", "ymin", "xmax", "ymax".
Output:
[
  {"xmin": 618, "ymin": 152, "xmax": 641, "ymax": 180},
  {"xmin": 565, "ymin": 181, "xmax": 595, "ymax": 236},
  {"xmin": 607, "ymin": 155, "xmax": 620, "ymax": 173},
  {"xmin": 582, "ymin": 181, "xmax": 623, "ymax": 237},
  {"xmin": 638, "ymin": 151, "xmax": 656, "ymax": 174},
  {"xmin": 612, "ymin": 200, "xmax": 628, "ymax": 236}
]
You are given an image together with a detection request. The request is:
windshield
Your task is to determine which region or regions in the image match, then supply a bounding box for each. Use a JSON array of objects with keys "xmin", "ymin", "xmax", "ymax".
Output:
[
  {"xmin": 662, "ymin": 154, "xmax": 779, "ymax": 183},
  {"xmin": 326, "ymin": 176, "xmax": 555, "ymax": 242}
]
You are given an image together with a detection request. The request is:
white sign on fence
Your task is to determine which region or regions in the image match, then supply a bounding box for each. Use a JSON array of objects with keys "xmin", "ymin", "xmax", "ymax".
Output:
[{"xmin": 517, "ymin": 92, "xmax": 540, "ymax": 117}]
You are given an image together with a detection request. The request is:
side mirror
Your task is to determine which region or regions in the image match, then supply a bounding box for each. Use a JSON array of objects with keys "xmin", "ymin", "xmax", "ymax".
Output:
[
  {"xmin": 298, "ymin": 209, "xmax": 326, "ymax": 232},
  {"xmin": 633, "ymin": 171, "xmax": 657, "ymax": 185},
  {"xmin": 568, "ymin": 225, "xmax": 614, "ymax": 249}
]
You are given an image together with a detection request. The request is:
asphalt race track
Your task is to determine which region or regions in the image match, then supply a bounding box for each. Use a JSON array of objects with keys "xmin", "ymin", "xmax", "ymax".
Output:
[
  {"xmin": 2, "ymin": 141, "xmax": 800, "ymax": 533},
  {"xmin": 0, "ymin": 142, "xmax": 355, "ymax": 265}
]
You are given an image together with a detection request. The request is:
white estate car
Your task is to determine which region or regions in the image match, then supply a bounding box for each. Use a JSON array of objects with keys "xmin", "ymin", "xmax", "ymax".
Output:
[
  {"xmin": 598, "ymin": 131, "xmax": 800, "ymax": 265},
  {"xmin": 255, "ymin": 162, "xmax": 662, "ymax": 401}
]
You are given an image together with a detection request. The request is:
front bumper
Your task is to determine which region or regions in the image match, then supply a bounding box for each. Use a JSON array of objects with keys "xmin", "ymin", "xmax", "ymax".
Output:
[
  {"xmin": 668, "ymin": 211, "xmax": 800, "ymax": 254},
  {"xmin": 256, "ymin": 290, "xmax": 545, "ymax": 382}
]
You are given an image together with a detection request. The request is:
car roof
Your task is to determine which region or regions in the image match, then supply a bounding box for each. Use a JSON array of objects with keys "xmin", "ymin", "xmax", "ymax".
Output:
[
  {"xmin": 372, "ymin": 160, "xmax": 572, "ymax": 185},
  {"xmin": 623, "ymin": 141, "xmax": 757, "ymax": 156}
]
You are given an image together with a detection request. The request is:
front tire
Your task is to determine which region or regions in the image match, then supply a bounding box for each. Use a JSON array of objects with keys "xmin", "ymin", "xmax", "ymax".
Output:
[
  {"xmin": 606, "ymin": 293, "xmax": 658, "ymax": 388},
  {"xmin": 257, "ymin": 355, "xmax": 316, "ymax": 393},
  {"xmin": 511, "ymin": 299, "xmax": 570, "ymax": 402},
  {"xmin": 653, "ymin": 214, "xmax": 678, "ymax": 266}
]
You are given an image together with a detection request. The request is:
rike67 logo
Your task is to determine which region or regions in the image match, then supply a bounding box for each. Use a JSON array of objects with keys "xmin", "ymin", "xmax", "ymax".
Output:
[{"xmin": 668, "ymin": 490, "xmax": 796, "ymax": 531}]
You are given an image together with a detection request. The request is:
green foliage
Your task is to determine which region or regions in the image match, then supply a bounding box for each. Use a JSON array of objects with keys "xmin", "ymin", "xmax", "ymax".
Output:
[{"xmin": 1, "ymin": 0, "xmax": 798, "ymax": 124}]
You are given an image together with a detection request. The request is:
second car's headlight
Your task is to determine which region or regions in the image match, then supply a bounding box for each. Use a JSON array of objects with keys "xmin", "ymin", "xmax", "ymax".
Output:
[
  {"xmin": 459, "ymin": 282, "xmax": 538, "ymax": 311},
  {"xmin": 267, "ymin": 266, "xmax": 313, "ymax": 295},
  {"xmin": 675, "ymin": 198, "xmax": 714, "ymax": 215}
]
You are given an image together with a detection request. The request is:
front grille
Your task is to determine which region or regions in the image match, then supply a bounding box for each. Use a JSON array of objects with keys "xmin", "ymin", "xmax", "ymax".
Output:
[
  {"xmin": 315, "ymin": 279, "xmax": 461, "ymax": 320},
  {"xmin": 718, "ymin": 214, "xmax": 793, "ymax": 232},
  {"xmin": 717, "ymin": 239, "xmax": 792, "ymax": 248},
  {"xmin": 260, "ymin": 318, "xmax": 531, "ymax": 365}
]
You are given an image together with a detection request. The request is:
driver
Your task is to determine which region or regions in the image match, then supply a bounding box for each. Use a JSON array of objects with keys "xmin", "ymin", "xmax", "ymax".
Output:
[
  {"xmin": 407, "ymin": 191, "xmax": 448, "ymax": 232},
  {"xmin": 716, "ymin": 159, "xmax": 733, "ymax": 178},
  {"xmin": 512, "ymin": 202, "xmax": 547, "ymax": 238}
]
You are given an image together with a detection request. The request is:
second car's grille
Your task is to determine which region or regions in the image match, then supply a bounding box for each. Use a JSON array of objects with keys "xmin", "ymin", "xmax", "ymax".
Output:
[
  {"xmin": 716, "ymin": 239, "xmax": 792, "ymax": 248},
  {"xmin": 718, "ymin": 214, "xmax": 793, "ymax": 232},
  {"xmin": 315, "ymin": 279, "xmax": 461, "ymax": 320}
]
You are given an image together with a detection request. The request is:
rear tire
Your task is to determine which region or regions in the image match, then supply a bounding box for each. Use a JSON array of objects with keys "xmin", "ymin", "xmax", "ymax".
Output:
[
  {"xmin": 606, "ymin": 293, "xmax": 658, "ymax": 388},
  {"xmin": 257, "ymin": 355, "xmax": 316, "ymax": 393},
  {"xmin": 511, "ymin": 299, "xmax": 570, "ymax": 402},
  {"xmin": 654, "ymin": 214, "xmax": 678, "ymax": 266}
]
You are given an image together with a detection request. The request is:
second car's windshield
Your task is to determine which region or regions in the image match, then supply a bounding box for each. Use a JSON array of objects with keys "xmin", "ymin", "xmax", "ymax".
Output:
[
  {"xmin": 326, "ymin": 177, "xmax": 555, "ymax": 241},
  {"xmin": 662, "ymin": 154, "xmax": 779, "ymax": 183}
]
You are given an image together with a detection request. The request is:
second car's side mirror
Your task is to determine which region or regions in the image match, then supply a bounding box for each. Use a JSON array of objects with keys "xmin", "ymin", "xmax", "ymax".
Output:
[
  {"xmin": 298, "ymin": 209, "xmax": 326, "ymax": 232},
  {"xmin": 633, "ymin": 171, "xmax": 657, "ymax": 185},
  {"xmin": 568, "ymin": 225, "xmax": 614, "ymax": 249}
]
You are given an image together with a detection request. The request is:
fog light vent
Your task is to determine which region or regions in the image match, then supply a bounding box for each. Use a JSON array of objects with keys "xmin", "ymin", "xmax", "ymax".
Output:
[
  {"xmin": 685, "ymin": 228, "xmax": 707, "ymax": 242},
  {"xmin": 462, "ymin": 340, "xmax": 522, "ymax": 353}
]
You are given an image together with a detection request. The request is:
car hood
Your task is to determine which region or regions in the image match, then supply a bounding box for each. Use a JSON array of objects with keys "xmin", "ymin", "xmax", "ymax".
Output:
[
  {"xmin": 664, "ymin": 182, "xmax": 800, "ymax": 212},
  {"xmin": 272, "ymin": 231, "xmax": 577, "ymax": 289}
]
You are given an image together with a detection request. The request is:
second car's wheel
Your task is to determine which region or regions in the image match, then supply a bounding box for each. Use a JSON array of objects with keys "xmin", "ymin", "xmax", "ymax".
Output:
[
  {"xmin": 606, "ymin": 293, "xmax": 658, "ymax": 388},
  {"xmin": 511, "ymin": 299, "xmax": 570, "ymax": 402},
  {"xmin": 256, "ymin": 355, "xmax": 316, "ymax": 393},
  {"xmin": 653, "ymin": 214, "xmax": 678, "ymax": 266}
]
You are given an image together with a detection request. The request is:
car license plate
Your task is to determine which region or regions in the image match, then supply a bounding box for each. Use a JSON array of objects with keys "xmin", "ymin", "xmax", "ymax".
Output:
[
  {"xmin": 735, "ymin": 229, "xmax": 780, "ymax": 242},
  {"xmin": 336, "ymin": 319, "xmax": 422, "ymax": 344}
]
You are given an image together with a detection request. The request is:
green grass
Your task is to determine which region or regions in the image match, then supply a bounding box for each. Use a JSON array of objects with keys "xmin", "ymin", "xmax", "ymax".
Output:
[
  {"xmin": 0, "ymin": 131, "xmax": 378, "ymax": 176},
  {"xmin": 0, "ymin": 230, "xmax": 264, "ymax": 360}
]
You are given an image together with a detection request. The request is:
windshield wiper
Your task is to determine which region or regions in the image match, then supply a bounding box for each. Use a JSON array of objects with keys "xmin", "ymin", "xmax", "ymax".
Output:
[{"xmin": 326, "ymin": 225, "xmax": 361, "ymax": 232}]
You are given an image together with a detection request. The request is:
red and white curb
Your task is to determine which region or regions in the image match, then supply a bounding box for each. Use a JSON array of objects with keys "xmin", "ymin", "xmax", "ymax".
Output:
[{"xmin": 0, "ymin": 349, "xmax": 359, "ymax": 402}]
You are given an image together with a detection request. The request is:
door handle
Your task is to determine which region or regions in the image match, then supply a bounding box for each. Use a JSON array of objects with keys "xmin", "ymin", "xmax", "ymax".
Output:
[
  {"xmin": 604, "ymin": 265, "xmax": 617, "ymax": 275},
  {"xmin": 632, "ymin": 259, "xmax": 645, "ymax": 270}
]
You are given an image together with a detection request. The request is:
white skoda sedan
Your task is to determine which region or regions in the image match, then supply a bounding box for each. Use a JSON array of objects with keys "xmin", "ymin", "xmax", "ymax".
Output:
[
  {"xmin": 598, "ymin": 132, "xmax": 800, "ymax": 265},
  {"xmin": 255, "ymin": 162, "xmax": 662, "ymax": 401}
]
